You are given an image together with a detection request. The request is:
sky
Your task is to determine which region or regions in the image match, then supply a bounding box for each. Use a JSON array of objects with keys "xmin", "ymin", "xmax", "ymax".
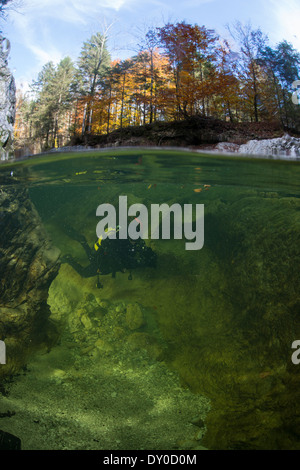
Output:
[{"xmin": 2, "ymin": 0, "xmax": 300, "ymax": 91}]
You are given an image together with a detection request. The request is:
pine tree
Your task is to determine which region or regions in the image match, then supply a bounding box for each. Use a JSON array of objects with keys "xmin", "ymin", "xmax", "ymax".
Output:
[
  {"xmin": 259, "ymin": 41, "xmax": 300, "ymax": 126},
  {"xmin": 29, "ymin": 58, "xmax": 75, "ymax": 149},
  {"xmin": 14, "ymin": 19, "xmax": 300, "ymax": 147},
  {"xmin": 77, "ymin": 31, "xmax": 111, "ymax": 136}
]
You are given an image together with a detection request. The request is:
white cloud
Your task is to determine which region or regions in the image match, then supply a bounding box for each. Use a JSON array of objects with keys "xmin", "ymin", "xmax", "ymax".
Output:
[
  {"xmin": 178, "ymin": 0, "xmax": 214, "ymax": 6},
  {"xmin": 269, "ymin": 0, "xmax": 300, "ymax": 50},
  {"xmin": 9, "ymin": 10, "xmax": 63, "ymax": 70},
  {"xmin": 8, "ymin": 0, "xmax": 135, "ymax": 81},
  {"xmin": 17, "ymin": 0, "xmax": 131, "ymax": 24}
]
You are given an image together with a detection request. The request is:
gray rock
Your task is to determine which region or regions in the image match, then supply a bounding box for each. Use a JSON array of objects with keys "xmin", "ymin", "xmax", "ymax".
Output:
[
  {"xmin": 125, "ymin": 303, "xmax": 145, "ymax": 330},
  {"xmin": 238, "ymin": 134, "xmax": 300, "ymax": 158},
  {"xmin": 0, "ymin": 175, "xmax": 61, "ymax": 375},
  {"xmin": 0, "ymin": 35, "xmax": 16, "ymax": 160}
]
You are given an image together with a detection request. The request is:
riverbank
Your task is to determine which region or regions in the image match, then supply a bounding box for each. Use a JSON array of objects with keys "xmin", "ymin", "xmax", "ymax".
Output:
[
  {"xmin": 72, "ymin": 117, "xmax": 291, "ymax": 148},
  {"xmin": 14, "ymin": 116, "xmax": 300, "ymax": 160}
]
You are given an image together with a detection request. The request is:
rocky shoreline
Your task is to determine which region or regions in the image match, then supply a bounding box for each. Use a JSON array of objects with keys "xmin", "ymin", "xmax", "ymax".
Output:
[
  {"xmin": 14, "ymin": 117, "xmax": 300, "ymax": 160},
  {"xmin": 37, "ymin": 133, "xmax": 300, "ymax": 160}
]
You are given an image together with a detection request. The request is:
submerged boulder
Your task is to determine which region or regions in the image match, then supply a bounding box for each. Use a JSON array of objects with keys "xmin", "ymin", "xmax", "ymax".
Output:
[
  {"xmin": 0, "ymin": 429, "xmax": 21, "ymax": 450},
  {"xmin": 0, "ymin": 35, "xmax": 16, "ymax": 160},
  {"xmin": 0, "ymin": 175, "xmax": 61, "ymax": 376}
]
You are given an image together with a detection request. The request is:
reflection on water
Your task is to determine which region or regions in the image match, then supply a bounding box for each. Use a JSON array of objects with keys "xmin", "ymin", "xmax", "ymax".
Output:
[{"xmin": 0, "ymin": 149, "xmax": 300, "ymax": 450}]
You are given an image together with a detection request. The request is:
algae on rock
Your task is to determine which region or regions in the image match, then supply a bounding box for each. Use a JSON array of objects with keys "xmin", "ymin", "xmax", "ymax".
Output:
[{"xmin": 0, "ymin": 175, "xmax": 61, "ymax": 377}]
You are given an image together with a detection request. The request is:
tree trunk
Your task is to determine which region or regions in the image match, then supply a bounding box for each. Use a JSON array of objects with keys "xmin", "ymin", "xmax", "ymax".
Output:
[
  {"xmin": 107, "ymin": 82, "xmax": 112, "ymax": 135},
  {"xmin": 120, "ymin": 73, "xmax": 126, "ymax": 130}
]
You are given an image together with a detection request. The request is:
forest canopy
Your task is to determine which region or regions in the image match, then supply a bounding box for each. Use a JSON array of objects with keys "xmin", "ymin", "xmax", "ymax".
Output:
[{"xmin": 14, "ymin": 20, "xmax": 300, "ymax": 152}]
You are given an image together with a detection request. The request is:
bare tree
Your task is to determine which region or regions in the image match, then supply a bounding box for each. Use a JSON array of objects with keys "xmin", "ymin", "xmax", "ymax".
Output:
[
  {"xmin": 1, "ymin": 0, "xmax": 22, "ymax": 32},
  {"xmin": 0, "ymin": 0, "xmax": 12, "ymax": 16},
  {"xmin": 227, "ymin": 21, "xmax": 268, "ymax": 122},
  {"xmin": 0, "ymin": 0, "xmax": 21, "ymax": 19}
]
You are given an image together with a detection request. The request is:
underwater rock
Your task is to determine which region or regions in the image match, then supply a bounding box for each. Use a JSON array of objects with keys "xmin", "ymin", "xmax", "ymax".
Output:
[
  {"xmin": 126, "ymin": 332, "xmax": 164, "ymax": 361},
  {"xmin": 0, "ymin": 35, "xmax": 16, "ymax": 160},
  {"xmin": 190, "ymin": 416, "xmax": 206, "ymax": 428},
  {"xmin": 194, "ymin": 428, "xmax": 206, "ymax": 441},
  {"xmin": 0, "ymin": 176, "xmax": 61, "ymax": 375},
  {"xmin": 115, "ymin": 304, "xmax": 125, "ymax": 314},
  {"xmin": 176, "ymin": 438, "xmax": 208, "ymax": 450},
  {"xmin": 94, "ymin": 338, "xmax": 113, "ymax": 355},
  {"xmin": 80, "ymin": 313, "xmax": 93, "ymax": 330},
  {"xmin": 0, "ymin": 429, "xmax": 21, "ymax": 450},
  {"xmin": 50, "ymin": 368, "xmax": 67, "ymax": 384},
  {"xmin": 95, "ymin": 298, "xmax": 109, "ymax": 310},
  {"xmin": 125, "ymin": 303, "xmax": 145, "ymax": 330}
]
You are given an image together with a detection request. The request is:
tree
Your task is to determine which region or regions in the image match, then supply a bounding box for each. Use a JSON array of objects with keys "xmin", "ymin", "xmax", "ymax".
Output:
[
  {"xmin": 0, "ymin": 0, "xmax": 20, "ymax": 29},
  {"xmin": 259, "ymin": 41, "xmax": 300, "ymax": 126},
  {"xmin": 77, "ymin": 29, "xmax": 111, "ymax": 136},
  {"xmin": 14, "ymin": 18, "xmax": 300, "ymax": 149},
  {"xmin": 137, "ymin": 28, "xmax": 160, "ymax": 123},
  {"xmin": 30, "ymin": 62, "xmax": 56, "ymax": 148},
  {"xmin": 51, "ymin": 57, "xmax": 76, "ymax": 146},
  {"xmin": 157, "ymin": 21, "xmax": 219, "ymax": 118},
  {"xmin": 275, "ymin": 41, "xmax": 300, "ymax": 87},
  {"xmin": 207, "ymin": 41, "xmax": 241, "ymax": 121},
  {"xmin": 275, "ymin": 41, "xmax": 300, "ymax": 127},
  {"xmin": 29, "ymin": 58, "xmax": 75, "ymax": 149},
  {"xmin": 0, "ymin": 0, "xmax": 13, "ymax": 17},
  {"xmin": 228, "ymin": 22, "xmax": 268, "ymax": 122},
  {"xmin": 0, "ymin": 0, "xmax": 14, "ymax": 33},
  {"xmin": 14, "ymin": 90, "xmax": 36, "ymax": 151}
]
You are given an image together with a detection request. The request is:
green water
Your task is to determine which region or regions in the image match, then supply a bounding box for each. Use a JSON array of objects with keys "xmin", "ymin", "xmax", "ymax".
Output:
[{"xmin": 0, "ymin": 148, "xmax": 300, "ymax": 450}]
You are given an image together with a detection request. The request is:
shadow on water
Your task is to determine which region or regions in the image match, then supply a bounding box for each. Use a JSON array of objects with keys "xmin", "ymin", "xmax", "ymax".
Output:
[{"xmin": 0, "ymin": 148, "xmax": 300, "ymax": 449}]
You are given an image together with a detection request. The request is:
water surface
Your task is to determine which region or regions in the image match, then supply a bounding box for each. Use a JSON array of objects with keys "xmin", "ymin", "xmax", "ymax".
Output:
[{"xmin": 0, "ymin": 148, "xmax": 299, "ymax": 450}]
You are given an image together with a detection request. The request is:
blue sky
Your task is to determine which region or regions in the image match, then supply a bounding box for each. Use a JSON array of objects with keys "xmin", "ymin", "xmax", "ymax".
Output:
[{"xmin": 2, "ymin": 0, "xmax": 300, "ymax": 90}]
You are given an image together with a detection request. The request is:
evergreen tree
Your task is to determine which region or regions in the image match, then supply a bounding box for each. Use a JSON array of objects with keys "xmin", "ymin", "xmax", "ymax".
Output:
[
  {"xmin": 259, "ymin": 41, "xmax": 300, "ymax": 126},
  {"xmin": 139, "ymin": 28, "xmax": 160, "ymax": 123},
  {"xmin": 30, "ymin": 62, "xmax": 56, "ymax": 148},
  {"xmin": 77, "ymin": 31, "xmax": 111, "ymax": 135},
  {"xmin": 14, "ymin": 20, "xmax": 300, "ymax": 147},
  {"xmin": 30, "ymin": 58, "xmax": 75, "ymax": 149}
]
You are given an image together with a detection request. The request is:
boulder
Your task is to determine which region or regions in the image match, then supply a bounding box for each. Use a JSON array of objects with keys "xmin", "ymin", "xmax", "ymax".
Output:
[
  {"xmin": 0, "ymin": 175, "xmax": 61, "ymax": 376},
  {"xmin": 238, "ymin": 134, "xmax": 300, "ymax": 158},
  {"xmin": 0, "ymin": 35, "xmax": 16, "ymax": 160},
  {"xmin": 0, "ymin": 429, "xmax": 21, "ymax": 450}
]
